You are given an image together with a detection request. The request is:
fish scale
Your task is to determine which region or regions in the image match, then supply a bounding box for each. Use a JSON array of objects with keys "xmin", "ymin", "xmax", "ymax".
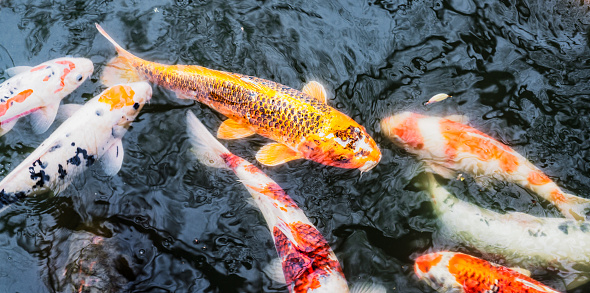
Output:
[{"xmin": 97, "ymin": 23, "xmax": 381, "ymax": 171}]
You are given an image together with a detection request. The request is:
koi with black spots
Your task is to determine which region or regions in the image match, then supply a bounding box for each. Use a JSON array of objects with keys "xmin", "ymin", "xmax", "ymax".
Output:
[
  {"xmin": 0, "ymin": 82, "xmax": 151, "ymax": 213},
  {"xmin": 96, "ymin": 24, "xmax": 381, "ymax": 172}
]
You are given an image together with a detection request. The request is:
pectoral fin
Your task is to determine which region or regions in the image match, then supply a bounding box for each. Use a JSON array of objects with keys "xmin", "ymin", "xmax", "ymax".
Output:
[
  {"xmin": 350, "ymin": 282, "xmax": 387, "ymax": 293},
  {"xmin": 424, "ymin": 162, "xmax": 456, "ymax": 179},
  {"xmin": 217, "ymin": 118, "xmax": 255, "ymax": 139},
  {"xmin": 256, "ymin": 143, "xmax": 302, "ymax": 166},
  {"xmin": 5, "ymin": 66, "xmax": 33, "ymax": 77},
  {"xmin": 56, "ymin": 103, "xmax": 83, "ymax": 122},
  {"xmin": 302, "ymin": 81, "xmax": 328, "ymax": 103},
  {"xmin": 444, "ymin": 114, "xmax": 469, "ymax": 124},
  {"xmin": 262, "ymin": 257, "xmax": 286, "ymax": 284},
  {"xmin": 30, "ymin": 101, "xmax": 60, "ymax": 134},
  {"xmin": 0, "ymin": 119, "xmax": 17, "ymax": 136},
  {"xmin": 102, "ymin": 140, "xmax": 124, "ymax": 176}
]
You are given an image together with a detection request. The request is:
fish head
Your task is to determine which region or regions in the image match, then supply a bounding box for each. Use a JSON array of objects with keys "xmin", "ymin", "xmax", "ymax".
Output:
[
  {"xmin": 381, "ymin": 111, "xmax": 426, "ymax": 151},
  {"xmin": 96, "ymin": 81, "xmax": 152, "ymax": 130},
  {"xmin": 414, "ymin": 252, "xmax": 461, "ymax": 291},
  {"xmin": 45, "ymin": 57, "xmax": 94, "ymax": 94},
  {"xmin": 301, "ymin": 115, "xmax": 381, "ymax": 172}
]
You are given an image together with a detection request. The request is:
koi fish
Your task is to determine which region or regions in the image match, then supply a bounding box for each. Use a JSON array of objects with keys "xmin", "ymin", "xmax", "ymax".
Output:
[
  {"xmin": 95, "ymin": 23, "xmax": 381, "ymax": 172},
  {"xmin": 414, "ymin": 251, "xmax": 560, "ymax": 293},
  {"xmin": 186, "ymin": 111, "xmax": 385, "ymax": 293},
  {"xmin": 0, "ymin": 82, "xmax": 152, "ymax": 212},
  {"xmin": 381, "ymin": 111, "xmax": 590, "ymax": 220},
  {"xmin": 0, "ymin": 57, "xmax": 94, "ymax": 136},
  {"xmin": 422, "ymin": 173, "xmax": 590, "ymax": 289}
]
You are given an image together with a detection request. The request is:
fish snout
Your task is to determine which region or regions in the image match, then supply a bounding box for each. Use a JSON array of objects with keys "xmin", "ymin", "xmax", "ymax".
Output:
[
  {"xmin": 128, "ymin": 81, "xmax": 153, "ymax": 105},
  {"xmin": 414, "ymin": 252, "xmax": 443, "ymax": 277}
]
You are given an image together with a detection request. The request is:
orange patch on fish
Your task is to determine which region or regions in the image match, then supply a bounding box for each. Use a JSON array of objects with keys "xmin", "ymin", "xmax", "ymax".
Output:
[
  {"xmin": 393, "ymin": 114, "xmax": 424, "ymax": 150},
  {"xmin": 98, "ymin": 85, "xmax": 136, "ymax": 110},
  {"xmin": 415, "ymin": 253, "xmax": 443, "ymax": 274},
  {"xmin": 550, "ymin": 189, "xmax": 566, "ymax": 203},
  {"xmin": 30, "ymin": 65, "xmax": 48, "ymax": 72},
  {"xmin": 247, "ymin": 182, "xmax": 297, "ymax": 208},
  {"xmin": 54, "ymin": 60, "xmax": 76, "ymax": 93},
  {"xmin": 0, "ymin": 89, "xmax": 33, "ymax": 117},
  {"xmin": 441, "ymin": 120, "xmax": 520, "ymax": 173},
  {"xmin": 528, "ymin": 170, "xmax": 551, "ymax": 186},
  {"xmin": 244, "ymin": 164, "xmax": 259, "ymax": 174}
]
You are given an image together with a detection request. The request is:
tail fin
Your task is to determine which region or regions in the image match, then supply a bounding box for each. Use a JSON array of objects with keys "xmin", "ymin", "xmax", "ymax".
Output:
[
  {"xmin": 95, "ymin": 23, "xmax": 144, "ymax": 87},
  {"xmin": 186, "ymin": 110, "xmax": 230, "ymax": 169}
]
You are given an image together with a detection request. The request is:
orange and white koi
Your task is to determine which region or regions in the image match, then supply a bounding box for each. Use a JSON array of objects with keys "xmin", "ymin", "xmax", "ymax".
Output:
[
  {"xmin": 414, "ymin": 251, "xmax": 560, "ymax": 293},
  {"xmin": 423, "ymin": 173, "xmax": 590, "ymax": 289},
  {"xmin": 96, "ymin": 24, "xmax": 381, "ymax": 172},
  {"xmin": 381, "ymin": 112, "xmax": 590, "ymax": 220},
  {"xmin": 186, "ymin": 110, "xmax": 350, "ymax": 292},
  {"xmin": 0, "ymin": 57, "xmax": 94, "ymax": 136},
  {"xmin": 0, "ymin": 82, "xmax": 151, "ymax": 213}
]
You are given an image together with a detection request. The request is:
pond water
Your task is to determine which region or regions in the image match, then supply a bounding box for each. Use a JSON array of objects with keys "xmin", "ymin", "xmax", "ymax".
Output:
[{"xmin": 0, "ymin": 0, "xmax": 590, "ymax": 292}]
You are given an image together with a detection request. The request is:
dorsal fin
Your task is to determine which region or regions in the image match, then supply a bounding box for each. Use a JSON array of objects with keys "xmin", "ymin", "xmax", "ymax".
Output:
[{"xmin": 302, "ymin": 81, "xmax": 327, "ymax": 103}]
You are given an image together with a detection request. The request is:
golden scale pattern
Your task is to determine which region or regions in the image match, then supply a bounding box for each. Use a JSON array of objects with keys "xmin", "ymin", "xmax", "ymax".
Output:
[{"xmin": 137, "ymin": 62, "xmax": 331, "ymax": 145}]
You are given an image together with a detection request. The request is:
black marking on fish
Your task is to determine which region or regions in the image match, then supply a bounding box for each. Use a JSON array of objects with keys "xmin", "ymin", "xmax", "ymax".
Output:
[
  {"xmin": 96, "ymin": 110, "xmax": 103, "ymax": 116},
  {"xmin": 71, "ymin": 142, "xmax": 75, "ymax": 146},
  {"xmin": 0, "ymin": 189, "xmax": 26, "ymax": 206},
  {"xmin": 58, "ymin": 164, "xmax": 67, "ymax": 180},
  {"xmin": 527, "ymin": 229, "xmax": 547, "ymax": 237},
  {"xmin": 133, "ymin": 103, "xmax": 139, "ymax": 110},
  {"xmin": 559, "ymin": 223, "xmax": 569, "ymax": 235},
  {"xmin": 29, "ymin": 166, "xmax": 50, "ymax": 188},
  {"xmin": 581, "ymin": 223, "xmax": 590, "ymax": 233},
  {"xmin": 49, "ymin": 143, "xmax": 61, "ymax": 152},
  {"xmin": 67, "ymin": 147, "xmax": 95, "ymax": 167},
  {"xmin": 32, "ymin": 159, "xmax": 47, "ymax": 169}
]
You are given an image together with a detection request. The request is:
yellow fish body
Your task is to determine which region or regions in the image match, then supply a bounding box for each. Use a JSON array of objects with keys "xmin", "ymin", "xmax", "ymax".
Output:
[{"xmin": 96, "ymin": 24, "xmax": 381, "ymax": 172}]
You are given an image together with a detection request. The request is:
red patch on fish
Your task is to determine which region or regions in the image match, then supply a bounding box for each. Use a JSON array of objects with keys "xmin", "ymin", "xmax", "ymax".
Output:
[
  {"xmin": 244, "ymin": 164, "xmax": 260, "ymax": 174},
  {"xmin": 394, "ymin": 114, "xmax": 424, "ymax": 149},
  {"xmin": 220, "ymin": 153, "xmax": 243, "ymax": 169},
  {"xmin": 440, "ymin": 120, "xmax": 520, "ymax": 173},
  {"xmin": 528, "ymin": 170, "xmax": 552, "ymax": 186},
  {"xmin": 273, "ymin": 222, "xmax": 343, "ymax": 293},
  {"xmin": 248, "ymin": 182, "xmax": 298, "ymax": 208},
  {"xmin": 0, "ymin": 89, "xmax": 34, "ymax": 117},
  {"xmin": 30, "ymin": 65, "xmax": 48, "ymax": 72},
  {"xmin": 54, "ymin": 60, "xmax": 76, "ymax": 93}
]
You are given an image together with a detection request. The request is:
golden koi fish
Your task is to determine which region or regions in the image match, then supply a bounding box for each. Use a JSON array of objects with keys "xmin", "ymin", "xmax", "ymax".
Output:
[{"xmin": 95, "ymin": 24, "xmax": 381, "ymax": 172}]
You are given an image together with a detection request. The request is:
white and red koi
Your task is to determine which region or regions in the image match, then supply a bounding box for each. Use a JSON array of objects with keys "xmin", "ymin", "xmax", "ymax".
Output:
[
  {"xmin": 96, "ymin": 24, "xmax": 381, "ymax": 172},
  {"xmin": 186, "ymin": 111, "xmax": 352, "ymax": 292},
  {"xmin": 422, "ymin": 173, "xmax": 590, "ymax": 289},
  {"xmin": 0, "ymin": 82, "xmax": 152, "ymax": 212},
  {"xmin": 0, "ymin": 57, "xmax": 94, "ymax": 136},
  {"xmin": 381, "ymin": 111, "xmax": 590, "ymax": 220},
  {"xmin": 414, "ymin": 251, "xmax": 560, "ymax": 293}
]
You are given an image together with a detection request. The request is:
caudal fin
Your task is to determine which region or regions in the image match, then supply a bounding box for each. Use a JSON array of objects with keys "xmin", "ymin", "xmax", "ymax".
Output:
[
  {"xmin": 95, "ymin": 23, "xmax": 144, "ymax": 87},
  {"xmin": 186, "ymin": 110, "xmax": 230, "ymax": 169}
]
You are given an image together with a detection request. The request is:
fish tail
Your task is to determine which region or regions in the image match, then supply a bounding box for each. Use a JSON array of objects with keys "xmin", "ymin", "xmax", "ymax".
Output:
[
  {"xmin": 186, "ymin": 110, "xmax": 230, "ymax": 169},
  {"xmin": 95, "ymin": 23, "xmax": 145, "ymax": 87}
]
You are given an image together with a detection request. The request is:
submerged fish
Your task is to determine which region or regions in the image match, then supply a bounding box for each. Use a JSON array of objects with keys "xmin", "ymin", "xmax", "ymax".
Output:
[
  {"xmin": 96, "ymin": 24, "xmax": 381, "ymax": 172},
  {"xmin": 0, "ymin": 57, "xmax": 94, "ymax": 136},
  {"xmin": 414, "ymin": 251, "xmax": 559, "ymax": 293},
  {"xmin": 0, "ymin": 82, "xmax": 152, "ymax": 212},
  {"xmin": 422, "ymin": 172, "xmax": 590, "ymax": 289},
  {"xmin": 381, "ymin": 111, "xmax": 590, "ymax": 220}
]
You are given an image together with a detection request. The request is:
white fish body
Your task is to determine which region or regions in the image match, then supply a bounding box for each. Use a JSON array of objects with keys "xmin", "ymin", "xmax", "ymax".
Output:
[
  {"xmin": 0, "ymin": 57, "xmax": 94, "ymax": 135},
  {"xmin": 0, "ymin": 82, "xmax": 152, "ymax": 212},
  {"xmin": 424, "ymin": 173, "xmax": 590, "ymax": 289}
]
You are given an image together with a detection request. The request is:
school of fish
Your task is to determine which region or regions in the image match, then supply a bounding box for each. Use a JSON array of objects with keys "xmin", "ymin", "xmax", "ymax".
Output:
[{"xmin": 0, "ymin": 17, "xmax": 589, "ymax": 293}]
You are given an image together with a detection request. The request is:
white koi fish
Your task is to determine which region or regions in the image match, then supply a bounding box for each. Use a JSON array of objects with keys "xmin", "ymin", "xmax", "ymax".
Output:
[
  {"xmin": 423, "ymin": 172, "xmax": 590, "ymax": 289},
  {"xmin": 186, "ymin": 111, "xmax": 385, "ymax": 293},
  {"xmin": 381, "ymin": 111, "xmax": 590, "ymax": 220},
  {"xmin": 0, "ymin": 57, "xmax": 94, "ymax": 135},
  {"xmin": 0, "ymin": 82, "xmax": 152, "ymax": 212}
]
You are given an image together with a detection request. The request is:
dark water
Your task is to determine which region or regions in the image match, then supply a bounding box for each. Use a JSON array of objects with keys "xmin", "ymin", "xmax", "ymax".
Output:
[{"xmin": 0, "ymin": 0, "xmax": 590, "ymax": 292}]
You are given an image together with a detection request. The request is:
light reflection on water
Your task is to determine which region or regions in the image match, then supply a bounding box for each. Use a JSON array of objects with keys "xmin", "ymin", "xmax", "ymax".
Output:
[{"xmin": 0, "ymin": 0, "xmax": 589, "ymax": 292}]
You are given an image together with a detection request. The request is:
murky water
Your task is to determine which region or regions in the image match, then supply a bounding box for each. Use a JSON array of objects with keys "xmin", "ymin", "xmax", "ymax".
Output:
[{"xmin": 0, "ymin": 0, "xmax": 590, "ymax": 292}]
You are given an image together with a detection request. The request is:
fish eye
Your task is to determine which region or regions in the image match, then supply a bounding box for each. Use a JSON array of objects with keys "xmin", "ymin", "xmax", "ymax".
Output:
[{"xmin": 76, "ymin": 74, "xmax": 83, "ymax": 82}]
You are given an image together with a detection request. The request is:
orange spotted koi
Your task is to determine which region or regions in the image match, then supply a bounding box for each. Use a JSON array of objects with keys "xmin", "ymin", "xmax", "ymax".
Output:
[
  {"xmin": 0, "ymin": 82, "xmax": 151, "ymax": 213},
  {"xmin": 0, "ymin": 57, "xmax": 93, "ymax": 136},
  {"xmin": 414, "ymin": 251, "xmax": 560, "ymax": 293},
  {"xmin": 96, "ymin": 24, "xmax": 381, "ymax": 172},
  {"xmin": 381, "ymin": 112, "xmax": 590, "ymax": 220},
  {"xmin": 186, "ymin": 111, "xmax": 350, "ymax": 292}
]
